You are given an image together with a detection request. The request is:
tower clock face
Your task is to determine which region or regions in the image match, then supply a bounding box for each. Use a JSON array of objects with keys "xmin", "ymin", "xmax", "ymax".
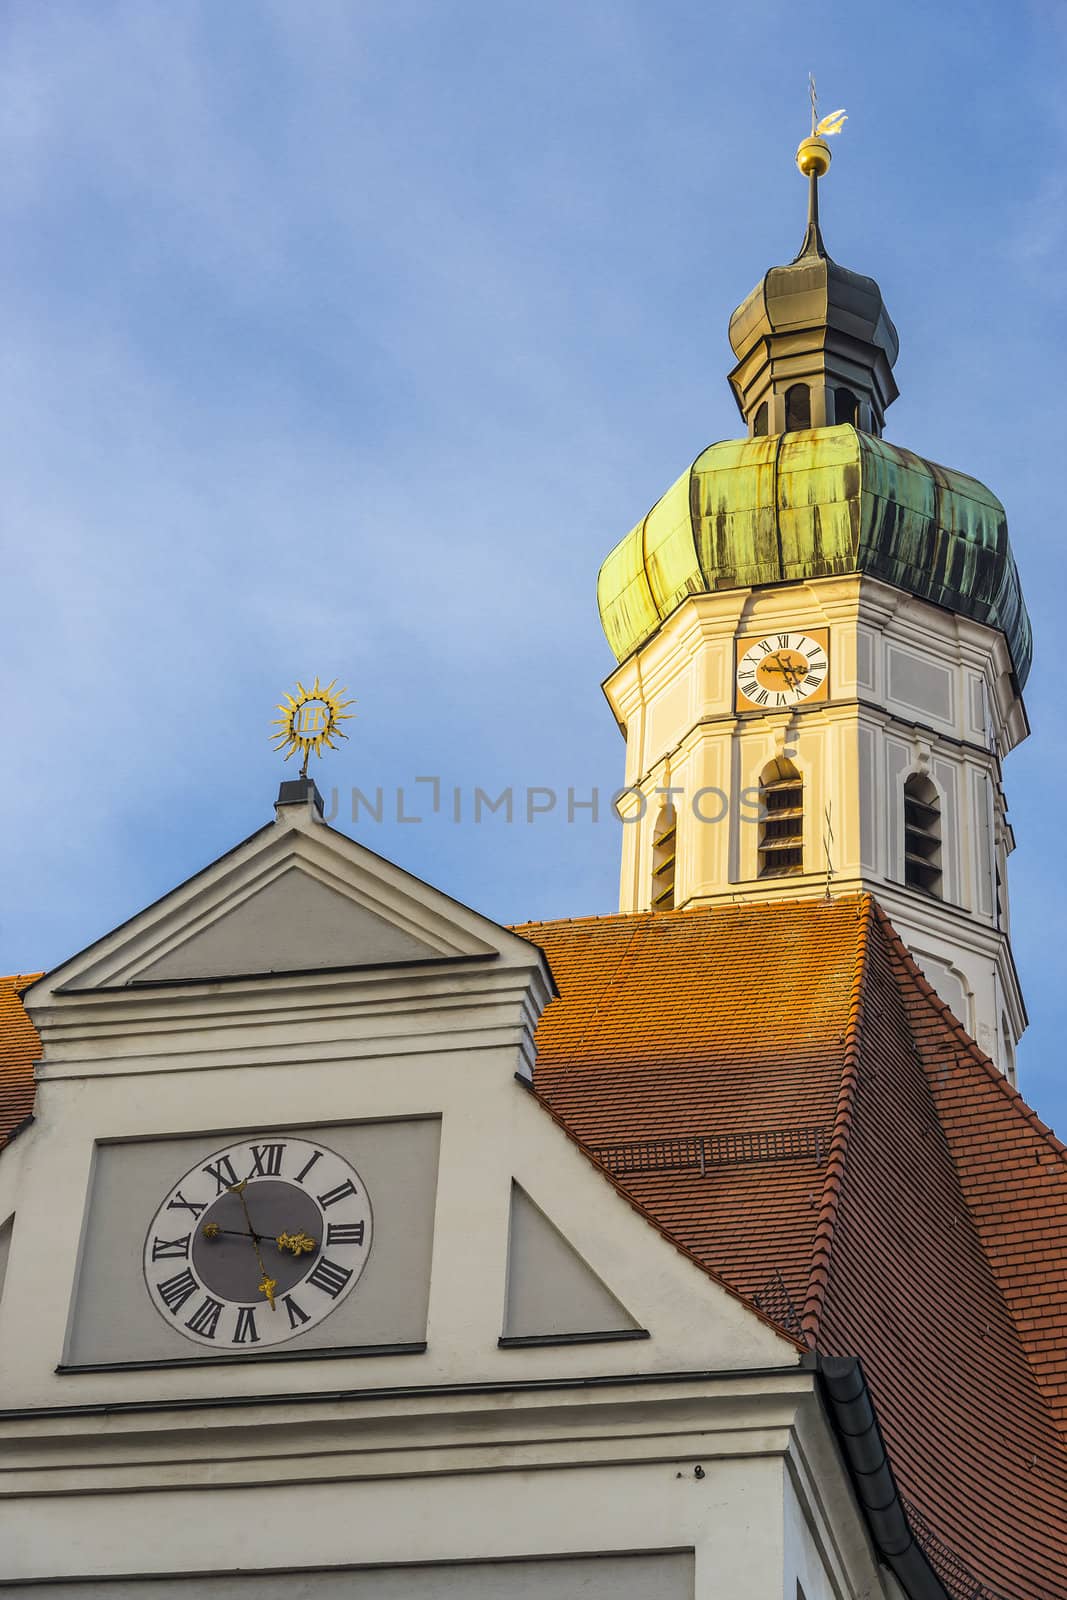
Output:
[
  {"xmin": 736, "ymin": 630, "xmax": 829, "ymax": 709},
  {"xmin": 142, "ymin": 1136, "xmax": 373, "ymax": 1351}
]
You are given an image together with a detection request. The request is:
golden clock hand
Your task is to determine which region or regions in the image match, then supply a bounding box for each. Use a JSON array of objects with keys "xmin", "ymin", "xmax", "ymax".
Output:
[
  {"xmin": 763, "ymin": 652, "xmax": 802, "ymax": 690},
  {"xmin": 761, "ymin": 654, "xmax": 789, "ymax": 677},
  {"xmin": 228, "ymin": 1181, "xmax": 278, "ymax": 1310},
  {"xmin": 277, "ymin": 1230, "xmax": 318, "ymax": 1257},
  {"xmin": 200, "ymin": 1223, "xmax": 268, "ymax": 1243}
]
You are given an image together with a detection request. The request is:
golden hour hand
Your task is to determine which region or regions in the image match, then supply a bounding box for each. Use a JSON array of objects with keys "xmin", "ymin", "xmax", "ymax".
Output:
[{"xmin": 201, "ymin": 1222, "xmax": 268, "ymax": 1243}]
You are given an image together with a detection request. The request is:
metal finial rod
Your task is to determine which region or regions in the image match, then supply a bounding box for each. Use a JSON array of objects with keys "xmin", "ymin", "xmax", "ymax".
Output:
[
  {"xmin": 795, "ymin": 83, "xmax": 847, "ymax": 258},
  {"xmin": 808, "ymin": 170, "xmax": 820, "ymax": 233}
]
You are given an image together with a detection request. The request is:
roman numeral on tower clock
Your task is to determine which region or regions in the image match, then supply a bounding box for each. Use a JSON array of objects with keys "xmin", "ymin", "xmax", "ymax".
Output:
[{"xmin": 735, "ymin": 628, "xmax": 830, "ymax": 711}]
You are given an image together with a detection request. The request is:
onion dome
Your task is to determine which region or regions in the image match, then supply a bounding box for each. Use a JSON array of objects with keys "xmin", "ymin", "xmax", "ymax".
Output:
[
  {"xmin": 597, "ymin": 427, "xmax": 1032, "ymax": 686},
  {"xmin": 598, "ymin": 128, "xmax": 1031, "ymax": 686}
]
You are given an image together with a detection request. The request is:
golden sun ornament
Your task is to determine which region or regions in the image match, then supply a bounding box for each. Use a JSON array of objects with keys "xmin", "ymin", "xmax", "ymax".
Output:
[{"xmin": 271, "ymin": 678, "xmax": 355, "ymax": 777}]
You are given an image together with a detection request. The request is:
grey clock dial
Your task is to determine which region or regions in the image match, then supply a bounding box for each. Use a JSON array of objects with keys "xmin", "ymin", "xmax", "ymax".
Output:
[{"xmin": 142, "ymin": 1136, "xmax": 373, "ymax": 1350}]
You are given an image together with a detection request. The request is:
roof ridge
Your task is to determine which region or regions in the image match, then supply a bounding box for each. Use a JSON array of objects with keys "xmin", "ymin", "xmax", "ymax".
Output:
[
  {"xmin": 801, "ymin": 893, "xmax": 874, "ymax": 1344},
  {"xmin": 871, "ymin": 902, "xmax": 1067, "ymax": 1166},
  {"xmin": 511, "ymin": 912, "xmax": 652, "ymax": 933},
  {"xmin": 512, "ymin": 895, "xmax": 852, "ymax": 936}
]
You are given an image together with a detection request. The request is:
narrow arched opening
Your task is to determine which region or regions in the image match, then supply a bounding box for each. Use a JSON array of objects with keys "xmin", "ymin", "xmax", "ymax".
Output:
[
  {"xmin": 651, "ymin": 804, "xmax": 677, "ymax": 911},
  {"xmin": 785, "ymin": 384, "xmax": 811, "ymax": 431},
  {"xmin": 1000, "ymin": 1013, "xmax": 1016, "ymax": 1080},
  {"xmin": 758, "ymin": 759, "xmax": 803, "ymax": 877},
  {"xmin": 834, "ymin": 387, "xmax": 859, "ymax": 427},
  {"xmin": 904, "ymin": 773, "xmax": 942, "ymax": 896},
  {"xmin": 752, "ymin": 401, "xmax": 769, "ymax": 438}
]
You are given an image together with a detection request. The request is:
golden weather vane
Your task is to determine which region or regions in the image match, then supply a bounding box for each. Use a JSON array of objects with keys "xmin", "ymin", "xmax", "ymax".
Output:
[
  {"xmin": 795, "ymin": 76, "xmax": 848, "ymax": 247},
  {"xmin": 797, "ymin": 74, "xmax": 848, "ymax": 179},
  {"xmin": 271, "ymin": 677, "xmax": 355, "ymax": 779},
  {"xmin": 809, "ymin": 73, "xmax": 847, "ymax": 138}
]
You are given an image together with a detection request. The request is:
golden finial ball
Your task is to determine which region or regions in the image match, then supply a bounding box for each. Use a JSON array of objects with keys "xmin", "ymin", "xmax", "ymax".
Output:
[{"xmin": 796, "ymin": 135, "xmax": 832, "ymax": 178}]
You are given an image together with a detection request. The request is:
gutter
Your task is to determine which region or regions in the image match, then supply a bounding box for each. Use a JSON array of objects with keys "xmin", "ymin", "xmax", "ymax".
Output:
[{"xmin": 819, "ymin": 1355, "xmax": 951, "ymax": 1600}]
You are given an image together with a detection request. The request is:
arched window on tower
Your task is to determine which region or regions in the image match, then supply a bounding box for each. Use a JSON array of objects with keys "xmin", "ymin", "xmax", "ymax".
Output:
[
  {"xmin": 758, "ymin": 759, "xmax": 804, "ymax": 877},
  {"xmin": 834, "ymin": 387, "xmax": 859, "ymax": 427},
  {"xmin": 651, "ymin": 802, "xmax": 677, "ymax": 911},
  {"xmin": 903, "ymin": 773, "xmax": 942, "ymax": 896},
  {"xmin": 785, "ymin": 384, "xmax": 811, "ymax": 431},
  {"xmin": 752, "ymin": 401, "xmax": 769, "ymax": 437}
]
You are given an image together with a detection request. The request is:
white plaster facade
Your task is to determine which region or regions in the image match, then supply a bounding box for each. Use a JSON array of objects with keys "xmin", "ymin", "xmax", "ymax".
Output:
[
  {"xmin": 0, "ymin": 790, "xmax": 904, "ymax": 1598},
  {"xmin": 605, "ymin": 573, "xmax": 1027, "ymax": 1076}
]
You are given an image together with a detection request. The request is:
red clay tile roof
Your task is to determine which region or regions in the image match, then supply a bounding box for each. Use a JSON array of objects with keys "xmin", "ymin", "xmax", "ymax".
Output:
[
  {"xmin": 518, "ymin": 900, "xmax": 861, "ymax": 1314},
  {"xmin": 0, "ymin": 974, "xmax": 40, "ymax": 1150},
  {"xmin": 814, "ymin": 907, "xmax": 1067, "ymax": 1599},
  {"xmin": 888, "ymin": 918, "xmax": 1067, "ymax": 1443},
  {"xmin": 518, "ymin": 898, "xmax": 1067, "ymax": 1600}
]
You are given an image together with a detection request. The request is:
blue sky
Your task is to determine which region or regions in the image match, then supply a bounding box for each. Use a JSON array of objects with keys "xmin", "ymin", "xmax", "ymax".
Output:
[{"xmin": 2, "ymin": 1, "xmax": 1065, "ymax": 1123}]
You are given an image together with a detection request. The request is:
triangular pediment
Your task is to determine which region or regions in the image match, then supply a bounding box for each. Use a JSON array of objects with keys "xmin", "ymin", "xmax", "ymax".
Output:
[
  {"xmin": 503, "ymin": 1182, "xmax": 641, "ymax": 1340},
  {"xmin": 29, "ymin": 794, "xmax": 544, "ymax": 998},
  {"xmin": 135, "ymin": 865, "xmax": 437, "ymax": 981}
]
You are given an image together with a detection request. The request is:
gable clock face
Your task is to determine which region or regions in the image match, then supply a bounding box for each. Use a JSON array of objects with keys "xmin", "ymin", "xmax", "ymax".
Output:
[
  {"xmin": 735, "ymin": 629, "xmax": 829, "ymax": 710},
  {"xmin": 143, "ymin": 1137, "xmax": 373, "ymax": 1351}
]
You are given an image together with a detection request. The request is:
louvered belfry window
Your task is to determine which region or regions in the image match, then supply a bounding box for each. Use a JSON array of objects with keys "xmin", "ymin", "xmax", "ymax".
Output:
[
  {"xmin": 904, "ymin": 773, "xmax": 942, "ymax": 896},
  {"xmin": 759, "ymin": 761, "xmax": 804, "ymax": 877},
  {"xmin": 651, "ymin": 804, "xmax": 677, "ymax": 911}
]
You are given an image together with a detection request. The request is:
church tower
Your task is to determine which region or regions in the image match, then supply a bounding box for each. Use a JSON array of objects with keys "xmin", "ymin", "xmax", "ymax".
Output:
[{"xmin": 597, "ymin": 128, "xmax": 1031, "ymax": 1078}]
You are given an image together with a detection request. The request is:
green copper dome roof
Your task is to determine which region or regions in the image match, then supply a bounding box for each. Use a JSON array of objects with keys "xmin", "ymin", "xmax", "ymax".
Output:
[{"xmin": 597, "ymin": 425, "xmax": 1032, "ymax": 686}]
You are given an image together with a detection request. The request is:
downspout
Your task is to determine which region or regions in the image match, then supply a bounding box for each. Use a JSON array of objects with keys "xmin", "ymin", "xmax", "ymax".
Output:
[{"xmin": 819, "ymin": 1355, "xmax": 951, "ymax": 1600}]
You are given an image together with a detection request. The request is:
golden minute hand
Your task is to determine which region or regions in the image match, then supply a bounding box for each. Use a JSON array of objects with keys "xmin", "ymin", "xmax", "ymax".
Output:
[{"xmin": 228, "ymin": 1181, "xmax": 278, "ymax": 1310}]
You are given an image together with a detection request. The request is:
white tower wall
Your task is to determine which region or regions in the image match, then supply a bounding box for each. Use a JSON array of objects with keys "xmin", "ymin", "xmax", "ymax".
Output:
[{"xmin": 605, "ymin": 573, "xmax": 1027, "ymax": 1077}]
